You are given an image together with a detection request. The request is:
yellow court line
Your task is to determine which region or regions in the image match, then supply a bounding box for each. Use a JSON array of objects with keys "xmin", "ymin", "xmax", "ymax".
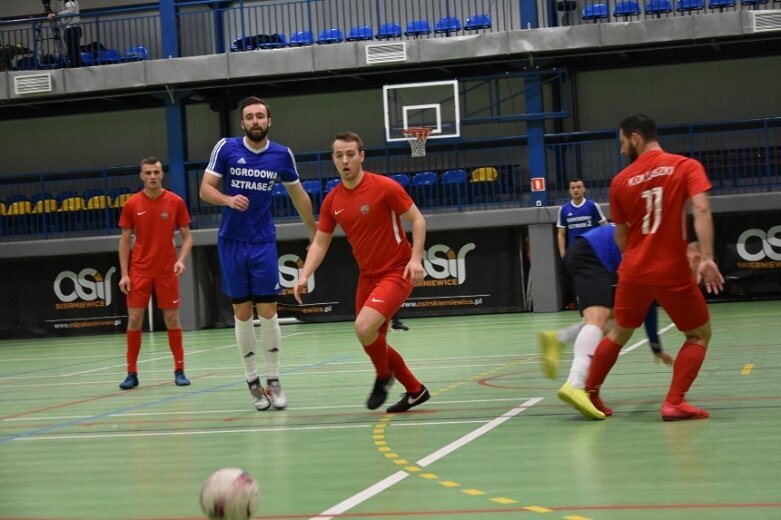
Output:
[
  {"xmin": 370, "ymin": 359, "xmax": 594, "ymax": 520},
  {"xmin": 741, "ymin": 363, "xmax": 754, "ymax": 375}
]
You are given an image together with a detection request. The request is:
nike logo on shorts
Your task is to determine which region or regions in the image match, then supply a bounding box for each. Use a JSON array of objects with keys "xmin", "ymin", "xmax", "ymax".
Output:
[
  {"xmin": 172, "ymin": 299, "xmax": 180, "ymax": 304},
  {"xmin": 371, "ymin": 297, "xmax": 385, "ymax": 303}
]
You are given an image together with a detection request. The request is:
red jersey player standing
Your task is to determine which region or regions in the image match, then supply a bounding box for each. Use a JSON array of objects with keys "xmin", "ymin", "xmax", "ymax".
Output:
[
  {"xmin": 571, "ymin": 114, "xmax": 724, "ymax": 421},
  {"xmin": 117, "ymin": 156, "xmax": 193, "ymax": 390},
  {"xmin": 294, "ymin": 131, "xmax": 429, "ymax": 412}
]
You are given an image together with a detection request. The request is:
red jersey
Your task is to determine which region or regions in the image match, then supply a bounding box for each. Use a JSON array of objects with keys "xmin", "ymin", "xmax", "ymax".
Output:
[
  {"xmin": 319, "ymin": 172, "xmax": 413, "ymax": 276},
  {"xmin": 119, "ymin": 190, "xmax": 191, "ymax": 278},
  {"xmin": 610, "ymin": 149, "xmax": 711, "ymax": 285}
]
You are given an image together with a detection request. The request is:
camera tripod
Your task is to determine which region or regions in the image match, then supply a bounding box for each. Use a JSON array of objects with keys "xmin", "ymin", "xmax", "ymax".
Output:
[{"xmin": 33, "ymin": 16, "xmax": 69, "ymax": 69}]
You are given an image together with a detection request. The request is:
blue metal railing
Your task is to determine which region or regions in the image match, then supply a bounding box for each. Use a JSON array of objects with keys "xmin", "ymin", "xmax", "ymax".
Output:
[
  {"xmin": 1, "ymin": 117, "xmax": 779, "ymax": 241},
  {"xmin": 4, "ymin": 0, "xmax": 773, "ymax": 69}
]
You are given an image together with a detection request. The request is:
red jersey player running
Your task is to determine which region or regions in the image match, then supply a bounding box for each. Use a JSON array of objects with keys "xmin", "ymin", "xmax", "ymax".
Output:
[
  {"xmin": 572, "ymin": 114, "xmax": 724, "ymax": 421},
  {"xmin": 118, "ymin": 156, "xmax": 193, "ymax": 390},
  {"xmin": 294, "ymin": 131, "xmax": 429, "ymax": 412}
]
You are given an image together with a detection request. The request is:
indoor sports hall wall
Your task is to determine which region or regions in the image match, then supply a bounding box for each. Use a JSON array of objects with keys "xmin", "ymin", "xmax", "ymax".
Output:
[
  {"xmin": 575, "ymin": 55, "xmax": 781, "ymax": 130},
  {"xmin": 1, "ymin": 56, "xmax": 780, "ymax": 177}
]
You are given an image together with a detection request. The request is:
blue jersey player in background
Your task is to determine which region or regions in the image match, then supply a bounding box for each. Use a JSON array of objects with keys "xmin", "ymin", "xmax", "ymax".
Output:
[
  {"xmin": 556, "ymin": 178, "xmax": 607, "ymax": 258},
  {"xmin": 199, "ymin": 96, "xmax": 316, "ymax": 411}
]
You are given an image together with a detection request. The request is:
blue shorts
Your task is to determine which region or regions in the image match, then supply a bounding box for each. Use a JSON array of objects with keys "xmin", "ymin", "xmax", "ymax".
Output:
[{"xmin": 218, "ymin": 238, "xmax": 280, "ymax": 302}]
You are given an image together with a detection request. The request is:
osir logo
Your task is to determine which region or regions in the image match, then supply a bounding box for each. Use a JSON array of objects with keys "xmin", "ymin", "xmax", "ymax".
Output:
[
  {"xmin": 278, "ymin": 254, "xmax": 314, "ymax": 293},
  {"xmin": 423, "ymin": 243, "xmax": 476, "ymax": 284},
  {"xmin": 53, "ymin": 267, "xmax": 117, "ymax": 306},
  {"xmin": 736, "ymin": 225, "xmax": 781, "ymax": 261}
]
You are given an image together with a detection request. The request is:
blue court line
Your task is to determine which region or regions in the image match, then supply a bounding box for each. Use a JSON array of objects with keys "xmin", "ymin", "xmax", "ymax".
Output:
[
  {"xmin": 0, "ymin": 354, "xmax": 354, "ymax": 445},
  {"xmin": 0, "ymin": 355, "xmax": 120, "ymax": 379}
]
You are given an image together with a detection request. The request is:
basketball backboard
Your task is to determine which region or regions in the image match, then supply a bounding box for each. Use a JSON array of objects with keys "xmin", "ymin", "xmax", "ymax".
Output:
[{"xmin": 383, "ymin": 80, "xmax": 460, "ymax": 142}]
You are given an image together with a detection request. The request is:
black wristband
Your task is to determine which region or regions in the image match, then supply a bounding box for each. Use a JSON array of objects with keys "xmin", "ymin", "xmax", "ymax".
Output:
[{"xmin": 650, "ymin": 344, "xmax": 663, "ymax": 354}]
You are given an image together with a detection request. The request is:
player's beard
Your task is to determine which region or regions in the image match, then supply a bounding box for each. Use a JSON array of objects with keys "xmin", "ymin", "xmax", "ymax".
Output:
[
  {"xmin": 626, "ymin": 143, "xmax": 639, "ymax": 163},
  {"xmin": 245, "ymin": 125, "xmax": 269, "ymax": 143}
]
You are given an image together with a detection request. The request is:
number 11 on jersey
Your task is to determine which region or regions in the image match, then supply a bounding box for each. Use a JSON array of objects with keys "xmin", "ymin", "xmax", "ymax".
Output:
[{"xmin": 641, "ymin": 187, "xmax": 663, "ymax": 234}]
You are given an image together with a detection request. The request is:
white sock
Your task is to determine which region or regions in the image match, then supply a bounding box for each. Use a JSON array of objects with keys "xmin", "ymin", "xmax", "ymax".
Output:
[
  {"xmin": 235, "ymin": 316, "xmax": 258, "ymax": 382},
  {"xmin": 259, "ymin": 314, "xmax": 282, "ymax": 379},
  {"xmin": 558, "ymin": 321, "xmax": 584, "ymax": 344},
  {"xmin": 566, "ymin": 323, "xmax": 604, "ymax": 388}
]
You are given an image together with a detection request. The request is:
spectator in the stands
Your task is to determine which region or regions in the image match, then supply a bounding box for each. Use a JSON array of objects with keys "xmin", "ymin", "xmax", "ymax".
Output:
[{"xmin": 48, "ymin": 0, "xmax": 81, "ymax": 68}]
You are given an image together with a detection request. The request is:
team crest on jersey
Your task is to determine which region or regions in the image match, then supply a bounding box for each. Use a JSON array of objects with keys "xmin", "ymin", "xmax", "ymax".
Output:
[
  {"xmin": 161, "ymin": 212, "xmax": 169, "ymax": 220},
  {"xmin": 360, "ymin": 203, "xmax": 370, "ymax": 215}
]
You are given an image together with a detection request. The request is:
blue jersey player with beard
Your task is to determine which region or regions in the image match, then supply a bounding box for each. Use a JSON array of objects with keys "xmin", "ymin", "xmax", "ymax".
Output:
[{"xmin": 200, "ymin": 96, "xmax": 316, "ymax": 411}]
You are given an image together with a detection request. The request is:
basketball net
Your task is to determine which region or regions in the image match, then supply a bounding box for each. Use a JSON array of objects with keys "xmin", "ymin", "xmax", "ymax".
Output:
[{"xmin": 402, "ymin": 127, "xmax": 432, "ymax": 157}]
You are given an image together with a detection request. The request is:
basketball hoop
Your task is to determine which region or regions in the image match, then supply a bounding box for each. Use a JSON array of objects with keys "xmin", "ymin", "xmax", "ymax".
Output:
[{"xmin": 402, "ymin": 127, "xmax": 432, "ymax": 157}]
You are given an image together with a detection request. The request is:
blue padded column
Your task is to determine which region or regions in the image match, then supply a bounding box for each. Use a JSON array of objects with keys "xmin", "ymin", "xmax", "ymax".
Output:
[
  {"xmin": 526, "ymin": 74, "xmax": 548, "ymax": 207},
  {"xmin": 165, "ymin": 96, "xmax": 187, "ymax": 200},
  {"xmin": 159, "ymin": 0, "xmax": 179, "ymax": 58},
  {"xmin": 521, "ymin": 0, "xmax": 540, "ymax": 29}
]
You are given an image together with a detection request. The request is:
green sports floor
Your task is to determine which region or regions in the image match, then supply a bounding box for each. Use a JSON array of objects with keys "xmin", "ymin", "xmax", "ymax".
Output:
[{"xmin": 1, "ymin": 300, "xmax": 779, "ymax": 520}]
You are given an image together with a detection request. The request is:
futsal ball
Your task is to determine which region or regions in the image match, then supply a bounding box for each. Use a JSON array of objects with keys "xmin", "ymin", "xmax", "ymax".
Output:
[{"xmin": 199, "ymin": 467, "xmax": 259, "ymax": 520}]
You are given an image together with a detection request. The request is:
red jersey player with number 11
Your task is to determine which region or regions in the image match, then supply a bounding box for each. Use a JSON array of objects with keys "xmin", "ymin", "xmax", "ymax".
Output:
[
  {"xmin": 572, "ymin": 114, "xmax": 724, "ymax": 421},
  {"xmin": 294, "ymin": 131, "xmax": 430, "ymax": 413}
]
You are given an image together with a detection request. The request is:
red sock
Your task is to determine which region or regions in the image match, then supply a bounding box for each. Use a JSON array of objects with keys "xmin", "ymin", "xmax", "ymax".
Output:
[
  {"xmin": 666, "ymin": 342, "xmax": 706, "ymax": 405},
  {"xmin": 126, "ymin": 329, "xmax": 142, "ymax": 373},
  {"xmin": 362, "ymin": 335, "xmax": 391, "ymax": 378},
  {"xmin": 387, "ymin": 345, "xmax": 422, "ymax": 393},
  {"xmin": 585, "ymin": 337, "xmax": 622, "ymax": 393},
  {"xmin": 167, "ymin": 328, "xmax": 185, "ymax": 371}
]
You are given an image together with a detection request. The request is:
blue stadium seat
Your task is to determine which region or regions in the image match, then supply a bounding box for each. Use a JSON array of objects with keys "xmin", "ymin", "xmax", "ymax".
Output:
[
  {"xmin": 740, "ymin": 0, "xmax": 768, "ymax": 7},
  {"xmin": 709, "ymin": 0, "xmax": 736, "ymax": 9},
  {"xmin": 272, "ymin": 182, "xmax": 291, "ymax": 217},
  {"xmin": 645, "ymin": 0, "xmax": 673, "ymax": 15},
  {"xmin": 301, "ymin": 180, "xmax": 323, "ymax": 196},
  {"xmin": 80, "ymin": 52, "xmax": 94, "ymax": 66},
  {"xmin": 389, "ymin": 173, "xmax": 410, "ymax": 188},
  {"xmin": 464, "ymin": 14, "xmax": 492, "ymax": 30},
  {"xmin": 289, "ymin": 31, "xmax": 315, "ymax": 47},
  {"xmin": 582, "ymin": 4, "xmax": 610, "ymax": 20},
  {"xmin": 376, "ymin": 23, "xmax": 402, "ymax": 39},
  {"xmin": 346, "ymin": 25, "xmax": 373, "ymax": 41},
  {"xmin": 97, "ymin": 49, "xmax": 122, "ymax": 64},
  {"xmin": 441, "ymin": 169, "xmax": 468, "ymax": 206},
  {"xmin": 325, "ymin": 178, "xmax": 341, "ymax": 192},
  {"xmin": 301, "ymin": 180, "xmax": 324, "ymax": 211},
  {"xmin": 122, "ymin": 46, "xmax": 149, "ymax": 61},
  {"xmin": 615, "ymin": 0, "xmax": 642, "ymax": 16},
  {"xmin": 411, "ymin": 171, "xmax": 439, "ymax": 208},
  {"xmin": 404, "ymin": 20, "xmax": 432, "ymax": 37},
  {"xmin": 434, "ymin": 17, "xmax": 462, "ymax": 34},
  {"xmin": 317, "ymin": 28, "xmax": 344, "ymax": 44},
  {"xmin": 259, "ymin": 34, "xmax": 287, "ymax": 49},
  {"xmin": 678, "ymin": 0, "xmax": 705, "ymax": 9}
]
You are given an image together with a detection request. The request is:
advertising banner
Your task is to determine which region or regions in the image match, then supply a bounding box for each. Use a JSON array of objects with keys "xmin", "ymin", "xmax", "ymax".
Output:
[
  {"xmin": 714, "ymin": 212, "xmax": 781, "ymax": 297},
  {"xmin": 207, "ymin": 227, "xmax": 527, "ymax": 323},
  {"xmin": 0, "ymin": 253, "xmax": 127, "ymax": 339}
]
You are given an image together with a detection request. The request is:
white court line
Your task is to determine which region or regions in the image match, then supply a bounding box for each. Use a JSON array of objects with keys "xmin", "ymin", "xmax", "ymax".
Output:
[
  {"xmin": 619, "ymin": 323, "xmax": 676, "ymax": 356},
  {"xmin": 311, "ymin": 397, "xmax": 543, "ymax": 520},
  {"xmin": 12, "ymin": 410, "xmax": 534, "ymax": 442}
]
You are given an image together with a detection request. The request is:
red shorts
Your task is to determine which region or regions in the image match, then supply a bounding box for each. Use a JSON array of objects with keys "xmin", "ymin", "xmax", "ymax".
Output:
[
  {"xmin": 355, "ymin": 270, "xmax": 413, "ymax": 319},
  {"xmin": 614, "ymin": 280, "xmax": 709, "ymax": 332},
  {"xmin": 126, "ymin": 275, "xmax": 181, "ymax": 309}
]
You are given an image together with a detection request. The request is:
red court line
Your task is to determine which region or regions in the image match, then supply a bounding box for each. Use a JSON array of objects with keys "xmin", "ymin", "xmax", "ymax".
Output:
[{"xmin": 4, "ymin": 502, "xmax": 781, "ymax": 520}]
